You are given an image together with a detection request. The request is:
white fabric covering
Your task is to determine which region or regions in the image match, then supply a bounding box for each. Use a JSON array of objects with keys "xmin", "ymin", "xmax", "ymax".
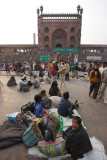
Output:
[
  {"xmin": 49, "ymin": 96, "xmax": 62, "ymax": 108},
  {"xmin": 49, "ymin": 108, "xmax": 82, "ymax": 130},
  {"xmin": 28, "ymin": 137, "xmax": 107, "ymax": 160}
]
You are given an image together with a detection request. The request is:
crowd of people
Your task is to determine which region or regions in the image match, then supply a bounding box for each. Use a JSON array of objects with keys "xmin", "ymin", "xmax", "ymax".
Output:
[
  {"xmin": 17, "ymin": 86, "xmax": 93, "ymax": 159},
  {"xmin": 3, "ymin": 60, "xmax": 107, "ymax": 104}
]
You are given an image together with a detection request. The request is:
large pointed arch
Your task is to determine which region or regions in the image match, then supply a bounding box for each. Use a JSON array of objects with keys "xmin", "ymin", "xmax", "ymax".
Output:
[{"xmin": 52, "ymin": 28, "xmax": 67, "ymax": 48}]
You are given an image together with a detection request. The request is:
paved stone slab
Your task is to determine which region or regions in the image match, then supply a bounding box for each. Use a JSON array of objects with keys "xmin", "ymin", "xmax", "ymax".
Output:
[{"xmin": 0, "ymin": 72, "xmax": 107, "ymax": 159}]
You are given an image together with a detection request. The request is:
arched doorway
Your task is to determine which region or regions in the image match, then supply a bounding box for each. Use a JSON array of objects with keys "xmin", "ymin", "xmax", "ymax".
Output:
[
  {"xmin": 52, "ymin": 28, "xmax": 67, "ymax": 48},
  {"xmin": 45, "ymin": 45, "xmax": 49, "ymax": 49},
  {"xmin": 56, "ymin": 43, "xmax": 62, "ymax": 48}
]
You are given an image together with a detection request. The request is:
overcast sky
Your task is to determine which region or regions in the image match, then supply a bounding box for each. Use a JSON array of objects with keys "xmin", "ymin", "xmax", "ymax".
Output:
[{"xmin": 0, "ymin": 0, "xmax": 107, "ymax": 45}]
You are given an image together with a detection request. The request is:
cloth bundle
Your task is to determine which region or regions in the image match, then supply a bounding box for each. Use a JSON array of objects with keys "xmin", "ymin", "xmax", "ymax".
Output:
[
  {"xmin": 16, "ymin": 111, "xmax": 35, "ymax": 126},
  {"xmin": 33, "ymin": 113, "xmax": 60, "ymax": 141}
]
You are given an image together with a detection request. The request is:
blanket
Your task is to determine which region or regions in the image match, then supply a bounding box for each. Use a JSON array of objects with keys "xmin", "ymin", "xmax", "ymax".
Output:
[{"xmin": 0, "ymin": 121, "xmax": 28, "ymax": 149}]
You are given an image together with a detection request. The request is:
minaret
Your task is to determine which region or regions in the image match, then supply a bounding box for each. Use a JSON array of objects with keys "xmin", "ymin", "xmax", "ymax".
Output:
[
  {"xmin": 40, "ymin": 5, "xmax": 43, "ymax": 15},
  {"xmin": 80, "ymin": 8, "xmax": 83, "ymax": 17},
  {"xmin": 77, "ymin": 5, "xmax": 80, "ymax": 14},
  {"xmin": 33, "ymin": 33, "xmax": 36, "ymax": 44},
  {"xmin": 37, "ymin": 8, "xmax": 39, "ymax": 17}
]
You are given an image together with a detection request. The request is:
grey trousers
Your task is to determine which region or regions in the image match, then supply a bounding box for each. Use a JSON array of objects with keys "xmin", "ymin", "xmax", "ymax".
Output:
[
  {"xmin": 51, "ymin": 76, "xmax": 57, "ymax": 84},
  {"xmin": 99, "ymin": 83, "xmax": 107, "ymax": 98},
  {"xmin": 104, "ymin": 87, "xmax": 107, "ymax": 104},
  {"xmin": 73, "ymin": 70, "xmax": 78, "ymax": 79}
]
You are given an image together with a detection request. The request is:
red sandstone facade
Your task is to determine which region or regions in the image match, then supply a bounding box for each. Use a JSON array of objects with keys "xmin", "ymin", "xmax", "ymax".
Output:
[
  {"xmin": 0, "ymin": 44, "xmax": 37, "ymax": 54},
  {"xmin": 0, "ymin": 6, "xmax": 107, "ymax": 61},
  {"xmin": 37, "ymin": 5, "xmax": 83, "ymax": 49}
]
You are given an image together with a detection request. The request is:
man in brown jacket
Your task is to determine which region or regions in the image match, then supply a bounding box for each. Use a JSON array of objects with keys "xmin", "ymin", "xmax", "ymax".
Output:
[{"xmin": 89, "ymin": 63, "xmax": 101, "ymax": 101}]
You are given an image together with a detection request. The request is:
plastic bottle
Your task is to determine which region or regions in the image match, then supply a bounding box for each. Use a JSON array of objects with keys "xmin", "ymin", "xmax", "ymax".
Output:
[
  {"xmin": 8, "ymin": 116, "xmax": 16, "ymax": 122},
  {"xmin": 58, "ymin": 117, "xmax": 63, "ymax": 132}
]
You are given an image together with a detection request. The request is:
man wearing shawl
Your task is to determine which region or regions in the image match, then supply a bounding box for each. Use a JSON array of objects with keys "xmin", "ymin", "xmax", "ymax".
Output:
[{"xmin": 63, "ymin": 116, "xmax": 92, "ymax": 159}]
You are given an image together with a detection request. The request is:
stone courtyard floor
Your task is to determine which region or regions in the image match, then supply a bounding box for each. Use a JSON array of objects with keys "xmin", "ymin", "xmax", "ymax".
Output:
[{"xmin": 0, "ymin": 71, "xmax": 107, "ymax": 160}]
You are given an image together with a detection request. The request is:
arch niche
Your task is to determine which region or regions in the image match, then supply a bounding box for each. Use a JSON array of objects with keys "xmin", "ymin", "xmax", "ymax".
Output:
[{"xmin": 52, "ymin": 28, "xmax": 67, "ymax": 48}]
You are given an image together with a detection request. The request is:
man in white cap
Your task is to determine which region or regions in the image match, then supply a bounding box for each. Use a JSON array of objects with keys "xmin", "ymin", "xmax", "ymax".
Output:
[
  {"xmin": 17, "ymin": 75, "xmax": 28, "ymax": 91},
  {"xmin": 50, "ymin": 61, "xmax": 56, "ymax": 83}
]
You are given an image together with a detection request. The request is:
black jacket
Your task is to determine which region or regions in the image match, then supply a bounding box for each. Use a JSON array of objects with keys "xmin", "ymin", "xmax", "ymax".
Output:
[{"xmin": 63, "ymin": 125, "xmax": 92, "ymax": 158}]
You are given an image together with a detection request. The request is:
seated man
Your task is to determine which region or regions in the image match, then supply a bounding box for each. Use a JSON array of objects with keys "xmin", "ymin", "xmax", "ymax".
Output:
[
  {"xmin": 43, "ymin": 72, "xmax": 51, "ymax": 84},
  {"xmin": 7, "ymin": 76, "xmax": 17, "ymax": 87},
  {"xmin": 33, "ymin": 75, "xmax": 40, "ymax": 88},
  {"xmin": 63, "ymin": 116, "xmax": 93, "ymax": 160},
  {"xmin": 58, "ymin": 92, "xmax": 74, "ymax": 118},
  {"xmin": 33, "ymin": 69, "xmax": 40, "ymax": 78},
  {"xmin": 40, "ymin": 89, "xmax": 51, "ymax": 109},
  {"xmin": 17, "ymin": 75, "xmax": 28, "ymax": 91}
]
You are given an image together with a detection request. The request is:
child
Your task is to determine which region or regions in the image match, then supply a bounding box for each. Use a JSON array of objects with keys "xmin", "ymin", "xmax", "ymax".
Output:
[{"xmin": 34, "ymin": 94, "xmax": 44, "ymax": 118}]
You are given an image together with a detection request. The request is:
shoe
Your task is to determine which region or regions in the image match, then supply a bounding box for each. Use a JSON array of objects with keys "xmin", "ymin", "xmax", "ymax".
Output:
[
  {"xmin": 78, "ymin": 155, "xmax": 84, "ymax": 158},
  {"xmin": 89, "ymin": 93, "xmax": 91, "ymax": 97},
  {"xmin": 93, "ymin": 98, "xmax": 97, "ymax": 102},
  {"xmin": 99, "ymin": 96, "xmax": 102, "ymax": 99}
]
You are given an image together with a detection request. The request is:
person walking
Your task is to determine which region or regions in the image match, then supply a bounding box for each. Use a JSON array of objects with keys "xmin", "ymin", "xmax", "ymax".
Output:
[
  {"xmin": 65, "ymin": 62, "xmax": 70, "ymax": 81},
  {"xmin": 55, "ymin": 62, "xmax": 59, "ymax": 80},
  {"xmin": 50, "ymin": 61, "xmax": 56, "ymax": 83},
  {"xmin": 73, "ymin": 63, "xmax": 79, "ymax": 79},
  {"xmin": 5, "ymin": 61, "xmax": 10, "ymax": 74},
  {"xmin": 99, "ymin": 66, "xmax": 107, "ymax": 104},
  {"xmin": 70, "ymin": 63, "xmax": 75, "ymax": 77},
  {"xmin": 89, "ymin": 63, "xmax": 101, "ymax": 102}
]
